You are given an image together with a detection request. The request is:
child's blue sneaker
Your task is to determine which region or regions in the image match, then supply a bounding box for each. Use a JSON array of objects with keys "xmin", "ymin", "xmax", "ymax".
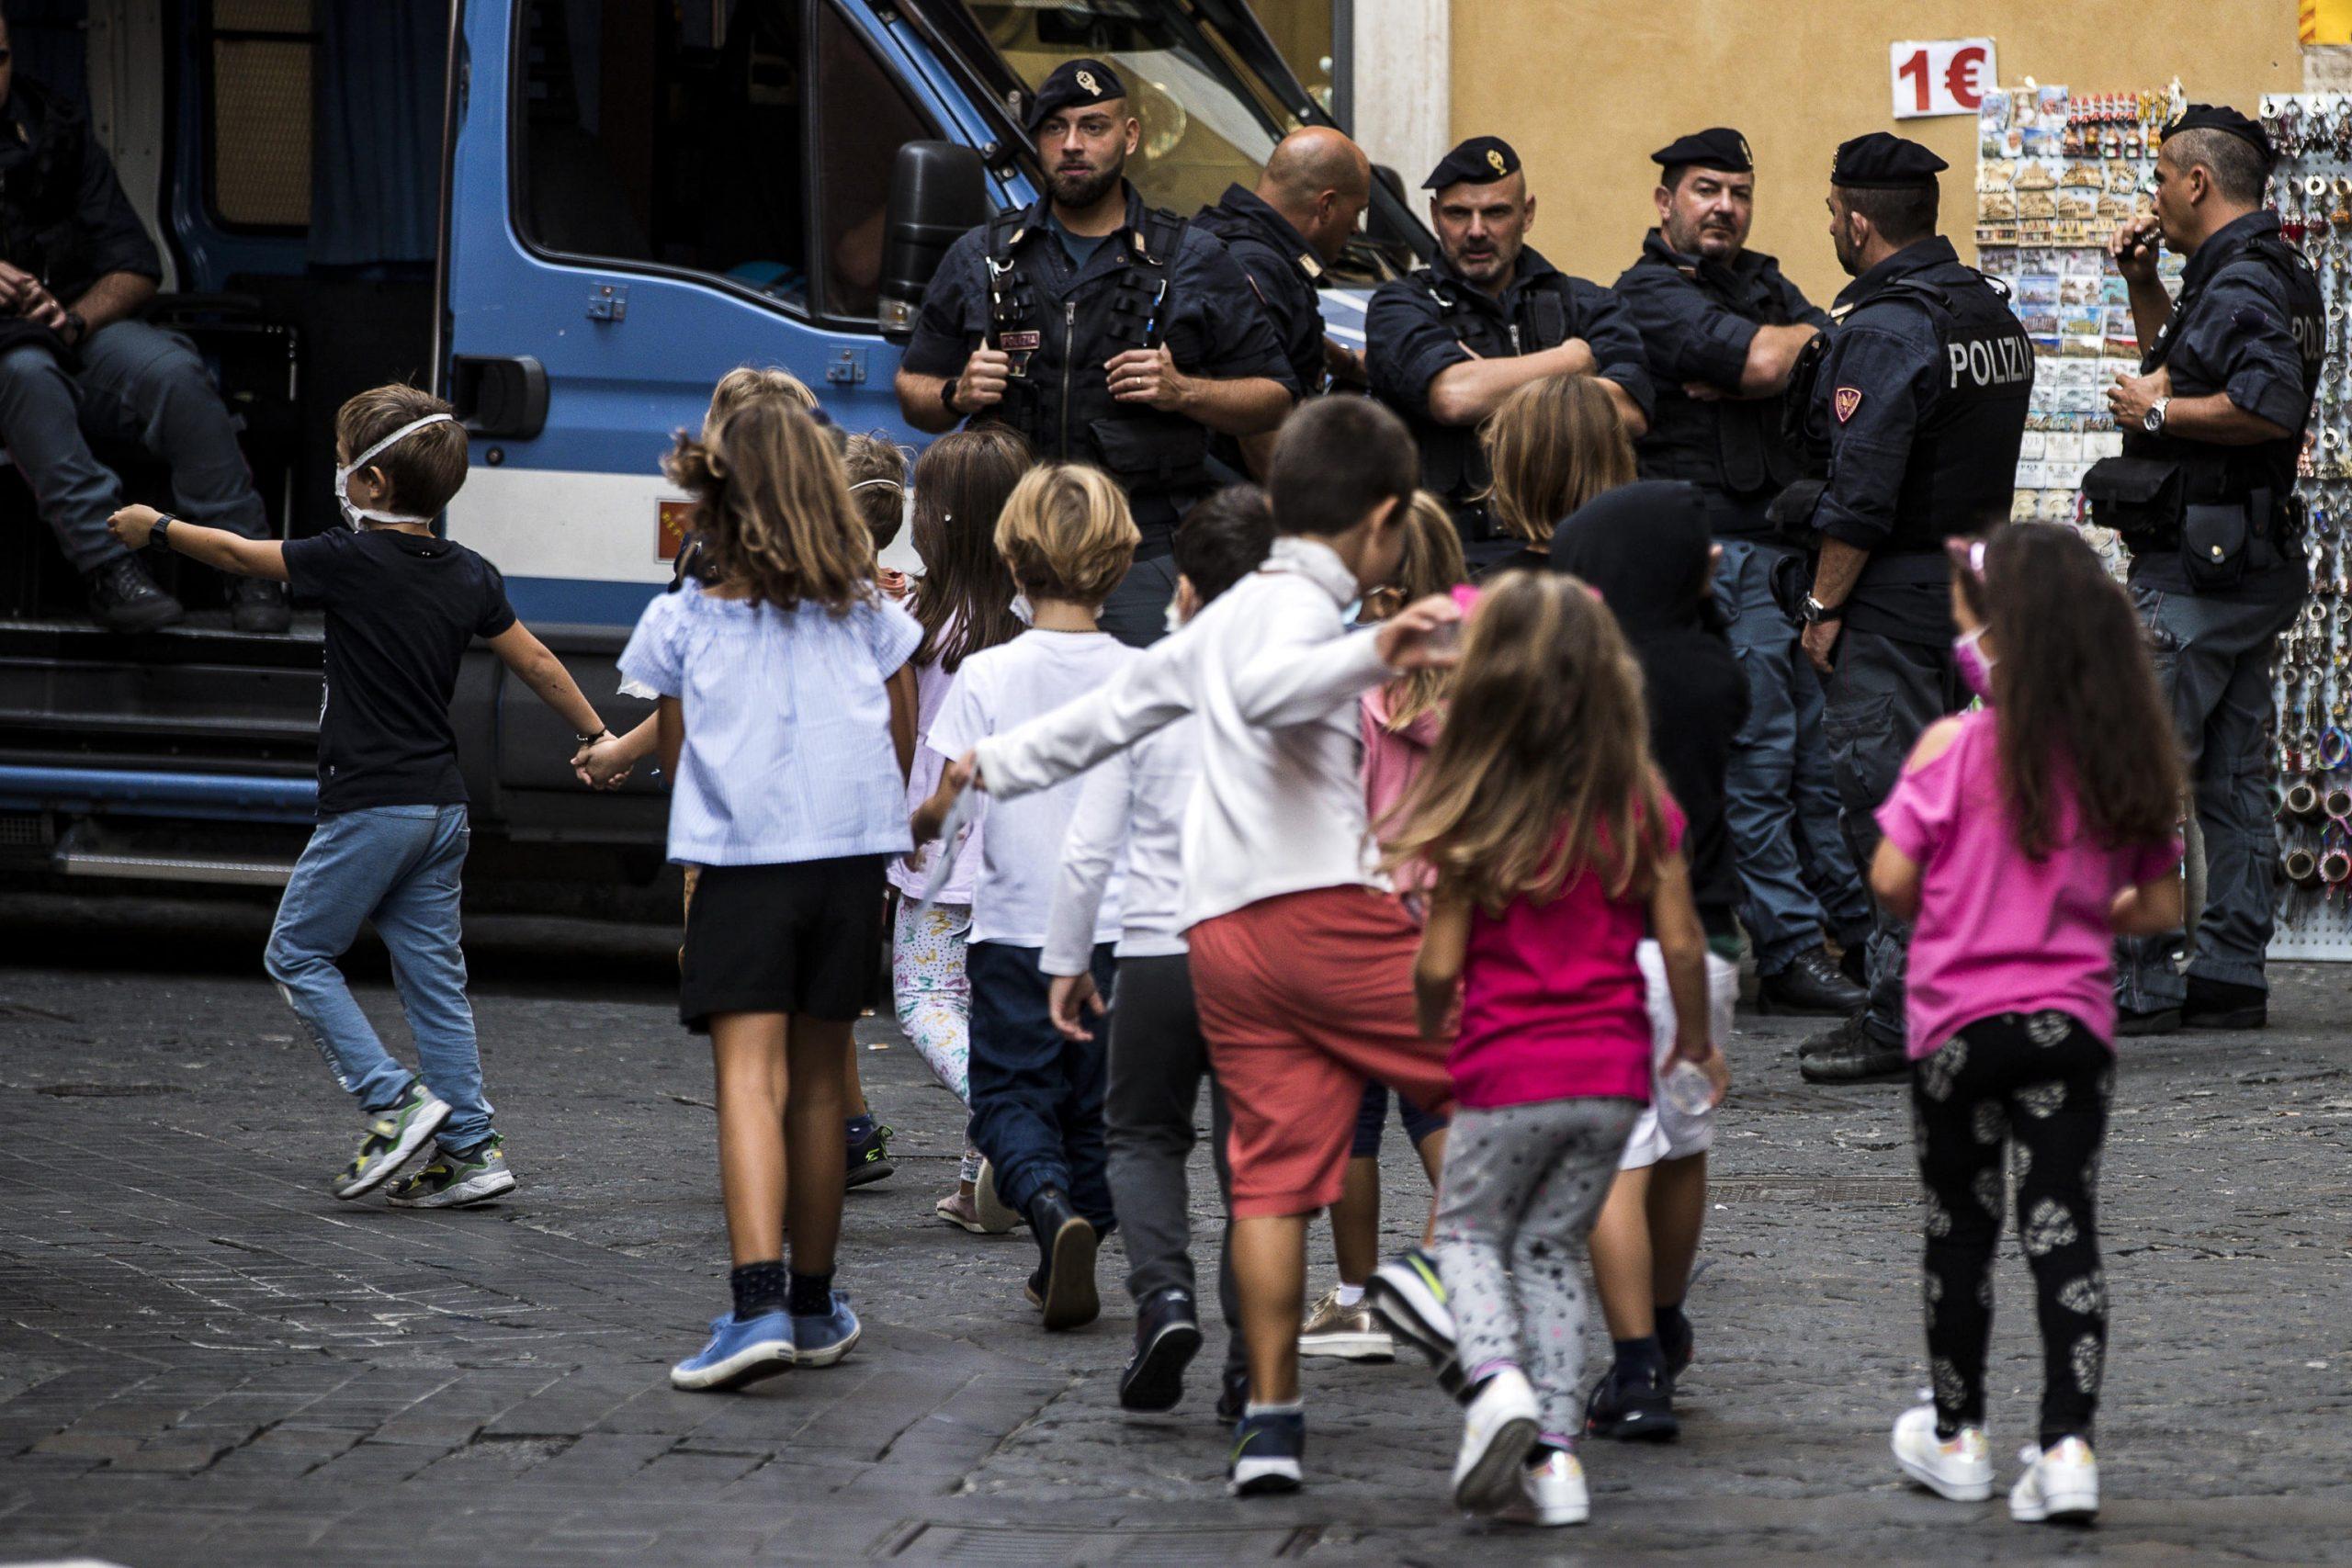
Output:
[
  {"xmin": 671, "ymin": 1310, "xmax": 794, "ymax": 1391},
  {"xmin": 791, "ymin": 1292, "xmax": 862, "ymax": 1368}
]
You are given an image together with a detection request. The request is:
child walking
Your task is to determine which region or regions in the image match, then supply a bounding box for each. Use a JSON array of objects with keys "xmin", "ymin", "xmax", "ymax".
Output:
[
  {"xmin": 887, "ymin": 427, "xmax": 1030, "ymax": 1231},
  {"xmin": 911, "ymin": 464, "xmax": 1140, "ymax": 1330},
  {"xmin": 618, "ymin": 398, "xmax": 922, "ymax": 1391},
  {"xmin": 1552, "ymin": 480, "xmax": 1747, "ymax": 1441},
  {"xmin": 951, "ymin": 396, "xmax": 1463, "ymax": 1493},
  {"xmin": 1301, "ymin": 491, "xmax": 1463, "ymax": 1364},
  {"xmin": 107, "ymin": 385, "xmax": 613, "ymax": 1208},
  {"xmin": 1386, "ymin": 570, "xmax": 1720, "ymax": 1527},
  {"xmin": 1039, "ymin": 484, "xmax": 1273, "ymax": 1416},
  {"xmin": 1874, "ymin": 525, "xmax": 2182, "ymax": 1524}
]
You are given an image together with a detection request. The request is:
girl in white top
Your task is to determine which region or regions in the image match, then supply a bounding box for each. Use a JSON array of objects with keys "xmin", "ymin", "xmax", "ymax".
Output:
[
  {"xmin": 618, "ymin": 399, "xmax": 919, "ymax": 1393},
  {"xmin": 887, "ymin": 428, "xmax": 1031, "ymax": 1233}
]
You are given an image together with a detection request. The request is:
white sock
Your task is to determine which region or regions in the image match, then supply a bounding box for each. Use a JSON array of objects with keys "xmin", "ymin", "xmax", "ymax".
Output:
[
  {"xmin": 1244, "ymin": 1399, "xmax": 1303, "ymax": 1418},
  {"xmin": 1334, "ymin": 1283, "xmax": 1365, "ymax": 1309}
]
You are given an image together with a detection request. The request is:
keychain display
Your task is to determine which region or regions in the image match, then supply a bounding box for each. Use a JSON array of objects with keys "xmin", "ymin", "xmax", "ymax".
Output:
[
  {"xmin": 1974, "ymin": 84, "xmax": 2351, "ymax": 957},
  {"xmin": 2256, "ymin": 94, "xmax": 2352, "ymax": 957}
]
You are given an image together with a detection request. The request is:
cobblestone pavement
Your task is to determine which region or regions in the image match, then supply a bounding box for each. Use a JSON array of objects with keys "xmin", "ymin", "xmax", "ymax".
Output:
[{"xmin": 2, "ymin": 907, "xmax": 2349, "ymax": 1565}]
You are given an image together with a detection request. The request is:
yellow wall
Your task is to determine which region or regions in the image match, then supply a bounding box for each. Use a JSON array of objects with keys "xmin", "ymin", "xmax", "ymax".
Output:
[{"xmin": 1448, "ymin": 0, "xmax": 2301, "ymax": 303}]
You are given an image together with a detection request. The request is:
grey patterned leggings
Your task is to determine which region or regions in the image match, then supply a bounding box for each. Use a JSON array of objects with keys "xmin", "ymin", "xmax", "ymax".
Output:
[
  {"xmin": 1913, "ymin": 1010, "xmax": 2111, "ymax": 1449},
  {"xmin": 1432, "ymin": 1096, "xmax": 1641, "ymax": 1444}
]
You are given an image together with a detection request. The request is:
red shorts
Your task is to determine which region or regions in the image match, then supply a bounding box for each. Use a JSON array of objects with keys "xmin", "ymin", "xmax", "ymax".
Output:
[{"xmin": 1187, "ymin": 885, "xmax": 1454, "ymax": 1217}]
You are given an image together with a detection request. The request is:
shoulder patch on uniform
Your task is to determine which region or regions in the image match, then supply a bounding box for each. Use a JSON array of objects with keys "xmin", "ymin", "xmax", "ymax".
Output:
[
  {"xmin": 1834, "ymin": 386, "xmax": 1864, "ymax": 423},
  {"xmin": 2231, "ymin": 305, "xmax": 2275, "ymax": 331}
]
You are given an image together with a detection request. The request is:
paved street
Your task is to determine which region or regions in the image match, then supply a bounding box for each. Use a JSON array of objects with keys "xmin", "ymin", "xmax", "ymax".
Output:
[{"xmin": 2, "ymin": 895, "xmax": 2349, "ymax": 1564}]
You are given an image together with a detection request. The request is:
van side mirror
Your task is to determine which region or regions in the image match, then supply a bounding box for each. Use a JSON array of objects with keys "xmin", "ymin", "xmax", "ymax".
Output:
[{"xmin": 879, "ymin": 141, "xmax": 990, "ymax": 342}]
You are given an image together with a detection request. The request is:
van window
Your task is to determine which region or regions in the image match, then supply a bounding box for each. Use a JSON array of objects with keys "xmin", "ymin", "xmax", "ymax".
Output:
[
  {"xmin": 208, "ymin": 0, "xmax": 315, "ymax": 231},
  {"xmin": 517, "ymin": 0, "xmax": 931, "ymax": 323}
]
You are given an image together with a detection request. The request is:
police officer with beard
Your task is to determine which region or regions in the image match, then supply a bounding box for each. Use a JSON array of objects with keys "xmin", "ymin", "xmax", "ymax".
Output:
[
  {"xmin": 1366, "ymin": 137, "xmax": 1652, "ymax": 568},
  {"xmin": 1779, "ymin": 133, "xmax": 2033, "ymax": 1083},
  {"xmin": 1615, "ymin": 127, "xmax": 1872, "ymax": 1019},
  {"xmin": 2090, "ymin": 106, "xmax": 2323, "ymax": 1035},
  {"xmin": 895, "ymin": 60, "xmax": 1296, "ymax": 647}
]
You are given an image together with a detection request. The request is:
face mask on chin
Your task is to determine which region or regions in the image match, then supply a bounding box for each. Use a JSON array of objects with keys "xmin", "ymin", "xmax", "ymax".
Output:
[
  {"xmin": 1953, "ymin": 626, "xmax": 1996, "ymax": 703},
  {"xmin": 336, "ymin": 412, "xmax": 458, "ymax": 529}
]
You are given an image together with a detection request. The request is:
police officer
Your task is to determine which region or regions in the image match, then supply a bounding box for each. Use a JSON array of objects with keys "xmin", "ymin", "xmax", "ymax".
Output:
[
  {"xmin": 0, "ymin": 15, "xmax": 287, "ymax": 635},
  {"xmin": 1615, "ymin": 127, "xmax": 1871, "ymax": 1018},
  {"xmin": 1365, "ymin": 136, "xmax": 1652, "ymax": 568},
  {"xmin": 894, "ymin": 60, "xmax": 1296, "ymax": 646},
  {"xmin": 1193, "ymin": 126, "xmax": 1374, "ymax": 476},
  {"xmin": 2093, "ymin": 106, "xmax": 2322, "ymax": 1034},
  {"xmin": 1781, "ymin": 132, "xmax": 2033, "ymax": 1083}
]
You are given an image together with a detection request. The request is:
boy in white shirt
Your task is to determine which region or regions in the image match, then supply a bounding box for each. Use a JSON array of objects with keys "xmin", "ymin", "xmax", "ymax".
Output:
[
  {"xmin": 913, "ymin": 465, "xmax": 1137, "ymax": 1333},
  {"xmin": 1040, "ymin": 485, "xmax": 1274, "ymax": 1419},
  {"xmin": 945, "ymin": 397, "xmax": 1460, "ymax": 1494}
]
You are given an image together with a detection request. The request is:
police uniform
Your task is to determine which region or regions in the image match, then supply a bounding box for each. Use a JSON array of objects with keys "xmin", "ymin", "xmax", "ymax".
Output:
[
  {"xmin": 898, "ymin": 61, "xmax": 1296, "ymax": 646},
  {"xmin": 1364, "ymin": 137, "xmax": 1653, "ymax": 564},
  {"xmin": 0, "ymin": 73, "xmax": 281, "ymax": 629},
  {"xmin": 1614, "ymin": 127, "xmax": 1872, "ymax": 991},
  {"xmin": 1785, "ymin": 133, "xmax": 2033, "ymax": 1078},
  {"xmin": 1193, "ymin": 183, "xmax": 1329, "ymax": 408},
  {"xmin": 2082, "ymin": 107, "xmax": 2324, "ymax": 1023}
]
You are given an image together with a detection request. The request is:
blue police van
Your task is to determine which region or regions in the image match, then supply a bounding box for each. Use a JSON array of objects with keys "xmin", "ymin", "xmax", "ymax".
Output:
[{"xmin": 0, "ymin": 0, "xmax": 1420, "ymax": 895}]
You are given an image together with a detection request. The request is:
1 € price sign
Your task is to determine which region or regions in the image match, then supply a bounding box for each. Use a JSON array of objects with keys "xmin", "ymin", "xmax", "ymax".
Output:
[{"xmin": 1889, "ymin": 38, "xmax": 1996, "ymax": 119}]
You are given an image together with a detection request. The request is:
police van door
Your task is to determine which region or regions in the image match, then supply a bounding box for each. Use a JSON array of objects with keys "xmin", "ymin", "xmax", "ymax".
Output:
[{"xmin": 439, "ymin": 0, "xmax": 947, "ymax": 631}]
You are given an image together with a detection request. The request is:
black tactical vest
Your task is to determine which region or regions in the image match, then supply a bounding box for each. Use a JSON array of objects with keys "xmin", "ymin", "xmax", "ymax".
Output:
[
  {"xmin": 1844, "ymin": 268, "xmax": 2033, "ymax": 549},
  {"xmin": 980, "ymin": 206, "xmax": 1211, "ymax": 504},
  {"xmin": 2122, "ymin": 231, "xmax": 2324, "ymax": 505},
  {"xmin": 1637, "ymin": 266, "xmax": 1808, "ymax": 505},
  {"xmin": 1409, "ymin": 271, "xmax": 1576, "ymax": 506},
  {"xmin": 0, "ymin": 81, "xmax": 94, "ymax": 297}
]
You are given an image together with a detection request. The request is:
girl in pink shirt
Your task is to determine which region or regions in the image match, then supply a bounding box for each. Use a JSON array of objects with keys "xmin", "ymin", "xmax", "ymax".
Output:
[
  {"xmin": 1386, "ymin": 571, "xmax": 1720, "ymax": 1528},
  {"xmin": 1871, "ymin": 525, "xmax": 2183, "ymax": 1527}
]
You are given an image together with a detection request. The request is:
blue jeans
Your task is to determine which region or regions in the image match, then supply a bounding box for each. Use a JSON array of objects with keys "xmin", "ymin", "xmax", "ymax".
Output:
[
  {"xmin": 1719, "ymin": 537, "xmax": 1873, "ymax": 973},
  {"xmin": 967, "ymin": 940, "xmax": 1117, "ymax": 1228},
  {"xmin": 1351, "ymin": 1080, "xmax": 1447, "ymax": 1158},
  {"xmin": 265, "ymin": 805, "xmax": 492, "ymax": 1147},
  {"xmin": 0, "ymin": 320, "xmax": 268, "ymax": 571},
  {"xmin": 2118, "ymin": 570, "xmax": 2305, "ymax": 1008}
]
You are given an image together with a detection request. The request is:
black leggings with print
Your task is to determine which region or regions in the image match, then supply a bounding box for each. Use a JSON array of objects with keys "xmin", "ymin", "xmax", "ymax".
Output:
[{"xmin": 1912, "ymin": 1010, "xmax": 2110, "ymax": 1449}]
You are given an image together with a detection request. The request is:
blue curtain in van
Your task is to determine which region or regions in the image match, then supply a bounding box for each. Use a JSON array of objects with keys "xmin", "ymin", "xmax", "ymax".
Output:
[{"xmin": 308, "ymin": 0, "xmax": 446, "ymax": 269}]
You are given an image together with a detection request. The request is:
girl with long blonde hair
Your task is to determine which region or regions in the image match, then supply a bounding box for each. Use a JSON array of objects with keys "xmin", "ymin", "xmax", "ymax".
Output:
[{"xmin": 1478, "ymin": 374, "xmax": 1635, "ymax": 575}]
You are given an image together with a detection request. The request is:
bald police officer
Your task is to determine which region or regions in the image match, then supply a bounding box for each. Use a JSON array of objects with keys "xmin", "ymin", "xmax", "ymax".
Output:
[
  {"xmin": 894, "ymin": 60, "xmax": 1296, "ymax": 645},
  {"xmin": 1615, "ymin": 127, "xmax": 1871, "ymax": 1018},
  {"xmin": 1780, "ymin": 133, "xmax": 2033, "ymax": 1083},
  {"xmin": 2093, "ymin": 106, "xmax": 2324, "ymax": 1033},
  {"xmin": 1366, "ymin": 136, "xmax": 1652, "ymax": 567}
]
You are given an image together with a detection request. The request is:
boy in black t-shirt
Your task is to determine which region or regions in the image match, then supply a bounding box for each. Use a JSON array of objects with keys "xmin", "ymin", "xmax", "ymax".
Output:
[{"xmin": 109, "ymin": 385, "xmax": 612, "ymax": 1207}]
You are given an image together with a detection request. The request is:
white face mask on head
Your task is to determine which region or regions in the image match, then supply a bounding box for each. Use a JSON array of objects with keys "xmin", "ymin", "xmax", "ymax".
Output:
[{"xmin": 338, "ymin": 412, "xmax": 458, "ymax": 529}]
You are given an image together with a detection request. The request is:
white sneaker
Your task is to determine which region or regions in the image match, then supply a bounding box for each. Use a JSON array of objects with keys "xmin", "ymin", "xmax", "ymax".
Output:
[
  {"xmin": 2010, "ymin": 1438, "xmax": 2098, "ymax": 1523},
  {"xmin": 1453, "ymin": 1368, "xmax": 1541, "ymax": 1514},
  {"xmin": 1892, "ymin": 1404, "xmax": 1993, "ymax": 1502},
  {"xmin": 1498, "ymin": 1449, "xmax": 1589, "ymax": 1527}
]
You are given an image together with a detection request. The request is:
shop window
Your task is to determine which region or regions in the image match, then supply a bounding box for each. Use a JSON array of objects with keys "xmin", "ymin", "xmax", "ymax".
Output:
[{"xmin": 209, "ymin": 0, "xmax": 314, "ymax": 231}]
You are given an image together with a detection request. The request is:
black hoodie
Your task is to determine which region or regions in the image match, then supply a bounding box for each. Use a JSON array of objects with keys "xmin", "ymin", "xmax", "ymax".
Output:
[{"xmin": 1549, "ymin": 480, "xmax": 1749, "ymax": 940}]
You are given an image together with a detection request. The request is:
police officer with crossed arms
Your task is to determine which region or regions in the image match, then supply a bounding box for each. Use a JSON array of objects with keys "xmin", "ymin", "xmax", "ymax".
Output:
[
  {"xmin": 1365, "ymin": 136, "xmax": 1652, "ymax": 569},
  {"xmin": 894, "ymin": 59, "xmax": 1296, "ymax": 646},
  {"xmin": 1614, "ymin": 126, "xmax": 1873, "ymax": 1019},
  {"xmin": 2090, "ymin": 105, "xmax": 2324, "ymax": 1034},
  {"xmin": 1777, "ymin": 133, "xmax": 2033, "ymax": 1084}
]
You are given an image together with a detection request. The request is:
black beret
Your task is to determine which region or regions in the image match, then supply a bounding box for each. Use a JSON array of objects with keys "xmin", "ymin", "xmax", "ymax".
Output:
[
  {"xmin": 1652, "ymin": 127, "xmax": 1753, "ymax": 173},
  {"xmin": 1025, "ymin": 58, "xmax": 1126, "ymax": 131},
  {"xmin": 2160, "ymin": 103, "xmax": 2275, "ymax": 166},
  {"xmin": 1830, "ymin": 131, "xmax": 1947, "ymax": 190},
  {"xmin": 1423, "ymin": 136, "xmax": 1521, "ymax": 190}
]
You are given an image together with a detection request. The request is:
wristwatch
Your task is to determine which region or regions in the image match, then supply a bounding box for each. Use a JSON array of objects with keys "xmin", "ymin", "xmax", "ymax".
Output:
[
  {"xmin": 574, "ymin": 727, "xmax": 613, "ymax": 746},
  {"xmin": 939, "ymin": 376, "xmax": 961, "ymax": 416},
  {"xmin": 2143, "ymin": 396, "xmax": 2169, "ymax": 434},
  {"xmin": 1800, "ymin": 593, "xmax": 1845, "ymax": 626},
  {"xmin": 60, "ymin": 310, "xmax": 86, "ymax": 345},
  {"xmin": 150, "ymin": 513, "xmax": 172, "ymax": 548}
]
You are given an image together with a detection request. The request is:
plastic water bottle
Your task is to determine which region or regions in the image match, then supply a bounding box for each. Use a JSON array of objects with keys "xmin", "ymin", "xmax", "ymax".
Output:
[{"xmin": 1659, "ymin": 1058, "xmax": 1716, "ymax": 1116}]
